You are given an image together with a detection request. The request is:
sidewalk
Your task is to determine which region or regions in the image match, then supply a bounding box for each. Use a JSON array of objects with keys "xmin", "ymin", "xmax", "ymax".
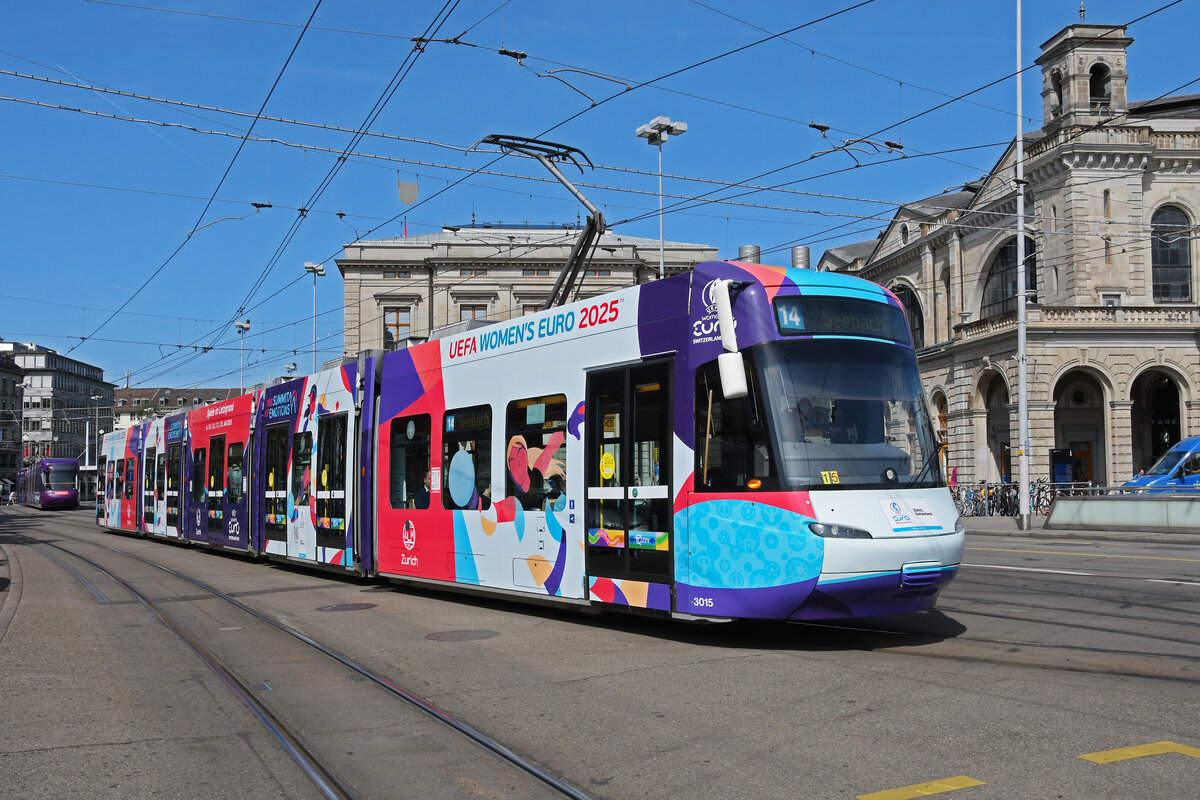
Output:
[{"xmin": 961, "ymin": 513, "xmax": 1200, "ymax": 545}]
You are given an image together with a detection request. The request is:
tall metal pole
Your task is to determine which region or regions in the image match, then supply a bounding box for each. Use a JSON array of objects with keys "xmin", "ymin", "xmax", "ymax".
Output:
[
  {"xmin": 1016, "ymin": 0, "xmax": 1031, "ymax": 529},
  {"xmin": 312, "ymin": 271, "xmax": 318, "ymax": 374},
  {"xmin": 235, "ymin": 320, "xmax": 250, "ymax": 393},
  {"xmin": 658, "ymin": 140, "xmax": 665, "ymax": 280}
]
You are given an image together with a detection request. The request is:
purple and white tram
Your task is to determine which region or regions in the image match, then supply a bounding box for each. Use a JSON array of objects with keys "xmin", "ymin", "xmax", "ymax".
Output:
[
  {"xmin": 23, "ymin": 457, "xmax": 80, "ymax": 510},
  {"xmin": 98, "ymin": 260, "xmax": 963, "ymax": 622}
]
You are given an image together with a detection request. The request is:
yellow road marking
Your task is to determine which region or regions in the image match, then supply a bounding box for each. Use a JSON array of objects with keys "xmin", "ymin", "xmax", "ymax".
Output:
[
  {"xmin": 857, "ymin": 776, "xmax": 985, "ymax": 800},
  {"xmin": 1080, "ymin": 741, "xmax": 1200, "ymax": 763},
  {"xmin": 966, "ymin": 546, "xmax": 1200, "ymax": 564}
]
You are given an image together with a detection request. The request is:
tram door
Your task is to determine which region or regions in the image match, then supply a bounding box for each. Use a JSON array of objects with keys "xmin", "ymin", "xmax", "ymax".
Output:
[
  {"xmin": 165, "ymin": 442, "xmax": 182, "ymax": 537},
  {"xmin": 142, "ymin": 446, "xmax": 157, "ymax": 532},
  {"xmin": 584, "ymin": 361, "xmax": 673, "ymax": 605}
]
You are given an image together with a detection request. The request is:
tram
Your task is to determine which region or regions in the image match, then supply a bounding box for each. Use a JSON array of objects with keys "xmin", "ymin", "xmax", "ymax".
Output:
[
  {"xmin": 98, "ymin": 260, "xmax": 963, "ymax": 622},
  {"xmin": 22, "ymin": 457, "xmax": 80, "ymax": 510}
]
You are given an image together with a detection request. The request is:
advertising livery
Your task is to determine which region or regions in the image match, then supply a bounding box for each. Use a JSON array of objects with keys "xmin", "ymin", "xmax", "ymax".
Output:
[
  {"xmin": 255, "ymin": 365, "xmax": 358, "ymax": 568},
  {"xmin": 97, "ymin": 260, "xmax": 963, "ymax": 623}
]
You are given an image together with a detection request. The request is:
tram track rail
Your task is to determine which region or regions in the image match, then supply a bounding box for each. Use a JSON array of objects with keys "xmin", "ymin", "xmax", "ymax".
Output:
[{"xmin": 2, "ymin": 510, "xmax": 592, "ymax": 800}]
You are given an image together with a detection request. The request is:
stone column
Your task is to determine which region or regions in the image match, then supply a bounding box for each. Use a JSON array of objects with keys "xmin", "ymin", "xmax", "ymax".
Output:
[
  {"xmin": 1185, "ymin": 400, "xmax": 1200, "ymax": 439},
  {"xmin": 921, "ymin": 243, "xmax": 934, "ymax": 344},
  {"xmin": 1027, "ymin": 400, "xmax": 1057, "ymax": 482},
  {"xmin": 1108, "ymin": 400, "xmax": 1134, "ymax": 483}
]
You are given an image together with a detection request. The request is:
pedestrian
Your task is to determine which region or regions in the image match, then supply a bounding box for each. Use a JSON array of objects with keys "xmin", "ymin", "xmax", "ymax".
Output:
[{"xmin": 7, "ymin": 490, "xmax": 16, "ymax": 505}]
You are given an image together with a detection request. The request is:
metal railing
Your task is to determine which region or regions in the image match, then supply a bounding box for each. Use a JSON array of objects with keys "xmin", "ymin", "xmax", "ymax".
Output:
[
  {"xmin": 951, "ymin": 480, "xmax": 1102, "ymax": 517},
  {"xmin": 952, "ymin": 480, "xmax": 1200, "ymax": 517}
]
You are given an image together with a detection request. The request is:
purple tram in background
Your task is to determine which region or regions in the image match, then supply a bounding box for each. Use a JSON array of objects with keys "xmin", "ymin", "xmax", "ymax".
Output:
[{"xmin": 22, "ymin": 457, "xmax": 80, "ymax": 510}]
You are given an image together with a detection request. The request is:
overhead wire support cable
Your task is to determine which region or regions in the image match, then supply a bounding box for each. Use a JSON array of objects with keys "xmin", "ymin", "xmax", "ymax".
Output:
[{"xmin": 63, "ymin": 0, "xmax": 326, "ymax": 356}]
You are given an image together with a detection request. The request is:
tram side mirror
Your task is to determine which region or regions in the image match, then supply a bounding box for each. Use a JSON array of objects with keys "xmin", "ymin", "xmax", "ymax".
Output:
[
  {"xmin": 718, "ymin": 352, "xmax": 748, "ymax": 399},
  {"xmin": 712, "ymin": 279, "xmax": 747, "ymax": 399}
]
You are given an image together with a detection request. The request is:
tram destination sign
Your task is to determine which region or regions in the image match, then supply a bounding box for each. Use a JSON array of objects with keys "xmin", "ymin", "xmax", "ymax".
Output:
[{"xmin": 774, "ymin": 296, "xmax": 910, "ymax": 344}]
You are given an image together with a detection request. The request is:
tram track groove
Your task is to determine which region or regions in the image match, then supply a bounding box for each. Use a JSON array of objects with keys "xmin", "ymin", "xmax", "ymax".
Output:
[
  {"xmin": 6, "ymin": 513, "xmax": 593, "ymax": 800},
  {"xmin": 10, "ymin": 531, "xmax": 355, "ymax": 800}
]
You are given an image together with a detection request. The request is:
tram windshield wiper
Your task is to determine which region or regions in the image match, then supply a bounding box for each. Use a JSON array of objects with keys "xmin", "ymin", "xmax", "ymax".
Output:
[{"xmin": 905, "ymin": 447, "xmax": 942, "ymax": 489}]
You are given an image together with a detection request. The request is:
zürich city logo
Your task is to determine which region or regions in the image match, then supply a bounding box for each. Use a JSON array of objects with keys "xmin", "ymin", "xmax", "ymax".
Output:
[{"xmin": 402, "ymin": 519, "xmax": 417, "ymax": 550}]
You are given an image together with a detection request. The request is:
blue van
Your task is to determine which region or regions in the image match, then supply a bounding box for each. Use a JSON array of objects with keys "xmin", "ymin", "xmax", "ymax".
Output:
[{"xmin": 1124, "ymin": 436, "xmax": 1200, "ymax": 491}]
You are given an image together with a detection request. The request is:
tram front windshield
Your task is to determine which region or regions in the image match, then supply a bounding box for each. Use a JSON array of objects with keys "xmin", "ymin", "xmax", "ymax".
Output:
[
  {"xmin": 757, "ymin": 339, "xmax": 941, "ymax": 490},
  {"xmin": 45, "ymin": 465, "xmax": 78, "ymax": 490}
]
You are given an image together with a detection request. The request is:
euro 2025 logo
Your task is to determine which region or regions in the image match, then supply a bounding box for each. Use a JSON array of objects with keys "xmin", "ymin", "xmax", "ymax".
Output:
[
  {"xmin": 402, "ymin": 519, "xmax": 417, "ymax": 550},
  {"xmin": 701, "ymin": 279, "xmax": 721, "ymax": 314},
  {"xmin": 889, "ymin": 501, "xmax": 911, "ymax": 523},
  {"xmin": 693, "ymin": 279, "xmax": 735, "ymax": 342}
]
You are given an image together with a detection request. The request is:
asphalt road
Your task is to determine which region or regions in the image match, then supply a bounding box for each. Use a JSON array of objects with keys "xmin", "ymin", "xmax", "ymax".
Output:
[{"xmin": 2, "ymin": 506, "xmax": 1197, "ymax": 800}]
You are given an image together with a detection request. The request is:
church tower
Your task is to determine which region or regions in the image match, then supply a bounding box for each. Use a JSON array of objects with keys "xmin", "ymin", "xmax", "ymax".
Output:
[{"xmin": 1035, "ymin": 24, "xmax": 1132, "ymax": 129}]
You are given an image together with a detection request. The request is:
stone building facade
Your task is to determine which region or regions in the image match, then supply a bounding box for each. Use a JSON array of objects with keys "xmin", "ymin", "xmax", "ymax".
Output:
[
  {"xmin": 0, "ymin": 350, "xmax": 24, "ymax": 492},
  {"xmin": 336, "ymin": 225, "xmax": 717, "ymax": 354},
  {"xmin": 818, "ymin": 23, "xmax": 1200, "ymax": 486},
  {"xmin": 0, "ymin": 340, "xmax": 113, "ymax": 470}
]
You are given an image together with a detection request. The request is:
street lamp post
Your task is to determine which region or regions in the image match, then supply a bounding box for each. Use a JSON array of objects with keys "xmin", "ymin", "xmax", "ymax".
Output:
[
  {"xmin": 636, "ymin": 116, "xmax": 687, "ymax": 280},
  {"xmin": 235, "ymin": 319, "xmax": 251, "ymax": 392},
  {"xmin": 88, "ymin": 394, "xmax": 102, "ymax": 469},
  {"xmin": 304, "ymin": 261, "xmax": 326, "ymax": 374}
]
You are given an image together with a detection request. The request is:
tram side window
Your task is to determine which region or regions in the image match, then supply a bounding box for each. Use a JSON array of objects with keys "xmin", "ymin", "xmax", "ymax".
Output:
[
  {"xmin": 316, "ymin": 414, "xmax": 348, "ymax": 522},
  {"xmin": 443, "ymin": 405, "xmax": 492, "ymax": 511},
  {"xmin": 192, "ymin": 448, "xmax": 207, "ymax": 503},
  {"xmin": 143, "ymin": 448, "xmax": 157, "ymax": 495},
  {"xmin": 124, "ymin": 458, "xmax": 135, "ymax": 499},
  {"xmin": 209, "ymin": 436, "xmax": 226, "ymax": 499},
  {"xmin": 505, "ymin": 394, "xmax": 567, "ymax": 510},
  {"xmin": 695, "ymin": 357, "xmax": 777, "ymax": 491},
  {"xmin": 226, "ymin": 442, "xmax": 244, "ymax": 504},
  {"xmin": 167, "ymin": 444, "xmax": 180, "ymax": 494},
  {"xmin": 108, "ymin": 459, "xmax": 117, "ymax": 499},
  {"xmin": 292, "ymin": 431, "xmax": 313, "ymax": 507},
  {"xmin": 389, "ymin": 414, "xmax": 431, "ymax": 509},
  {"xmin": 98, "ymin": 457, "xmax": 107, "ymax": 499},
  {"xmin": 156, "ymin": 452, "xmax": 167, "ymax": 497}
]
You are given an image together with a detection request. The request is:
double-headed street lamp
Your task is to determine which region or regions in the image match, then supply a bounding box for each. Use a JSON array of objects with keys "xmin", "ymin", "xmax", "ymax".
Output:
[
  {"xmin": 304, "ymin": 261, "xmax": 326, "ymax": 374},
  {"xmin": 636, "ymin": 116, "xmax": 687, "ymax": 280}
]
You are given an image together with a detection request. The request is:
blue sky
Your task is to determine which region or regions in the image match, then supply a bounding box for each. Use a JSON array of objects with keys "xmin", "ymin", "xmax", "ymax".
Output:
[{"xmin": 1, "ymin": 0, "xmax": 1194, "ymax": 389}]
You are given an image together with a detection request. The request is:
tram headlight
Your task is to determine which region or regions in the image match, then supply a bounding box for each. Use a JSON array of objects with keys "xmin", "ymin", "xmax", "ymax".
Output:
[{"xmin": 807, "ymin": 522, "xmax": 873, "ymax": 539}]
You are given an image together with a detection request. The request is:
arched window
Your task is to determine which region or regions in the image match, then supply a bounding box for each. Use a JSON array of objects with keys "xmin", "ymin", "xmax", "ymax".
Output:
[
  {"xmin": 1151, "ymin": 206, "xmax": 1192, "ymax": 302},
  {"xmin": 1089, "ymin": 64, "xmax": 1111, "ymax": 108},
  {"xmin": 901, "ymin": 224, "xmax": 910, "ymax": 245},
  {"xmin": 1050, "ymin": 71, "xmax": 1064, "ymax": 116},
  {"xmin": 981, "ymin": 237, "xmax": 1038, "ymax": 318},
  {"xmin": 890, "ymin": 284, "xmax": 924, "ymax": 348}
]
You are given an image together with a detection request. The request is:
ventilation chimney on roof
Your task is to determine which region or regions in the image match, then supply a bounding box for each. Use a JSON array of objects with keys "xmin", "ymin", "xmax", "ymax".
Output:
[
  {"xmin": 792, "ymin": 246, "xmax": 810, "ymax": 269},
  {"xmin": 737, "ymin": 245, "xmax": 761, "ymax": 264}
]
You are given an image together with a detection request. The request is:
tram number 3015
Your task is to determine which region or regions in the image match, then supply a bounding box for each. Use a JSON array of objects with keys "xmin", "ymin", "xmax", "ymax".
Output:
[{"xmin": 691, "ymin": 596, "xmax": 714, "ymax": 609}]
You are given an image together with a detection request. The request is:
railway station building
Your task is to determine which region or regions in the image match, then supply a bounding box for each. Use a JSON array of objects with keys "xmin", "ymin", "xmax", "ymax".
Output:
[
  {"xmin": 818, "ymin": 22, "xmax": 1200, "ymax": 487},
  {"xmin": 336, "ymin": 224, "xmax": 717, "ymax": 354}
]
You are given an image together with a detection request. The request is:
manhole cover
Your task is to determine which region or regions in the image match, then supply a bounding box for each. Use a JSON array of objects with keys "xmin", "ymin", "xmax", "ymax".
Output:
[
  {"xmin": 316, "ymin": 603, "xmax": 377, "ymax": 612},
  {"xmin": 426, "ymin": 629, "xmax": 499, "ymax": 642}
]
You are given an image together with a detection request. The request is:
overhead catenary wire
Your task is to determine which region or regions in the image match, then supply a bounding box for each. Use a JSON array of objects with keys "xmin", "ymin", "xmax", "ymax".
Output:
[
  {"xmin": 63, "ymin": 0, "xmax": 327, "ymax": 356},
  {"xmin": 4, "ymin": 1, "xmax": 1190, "ymax": 389}
]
